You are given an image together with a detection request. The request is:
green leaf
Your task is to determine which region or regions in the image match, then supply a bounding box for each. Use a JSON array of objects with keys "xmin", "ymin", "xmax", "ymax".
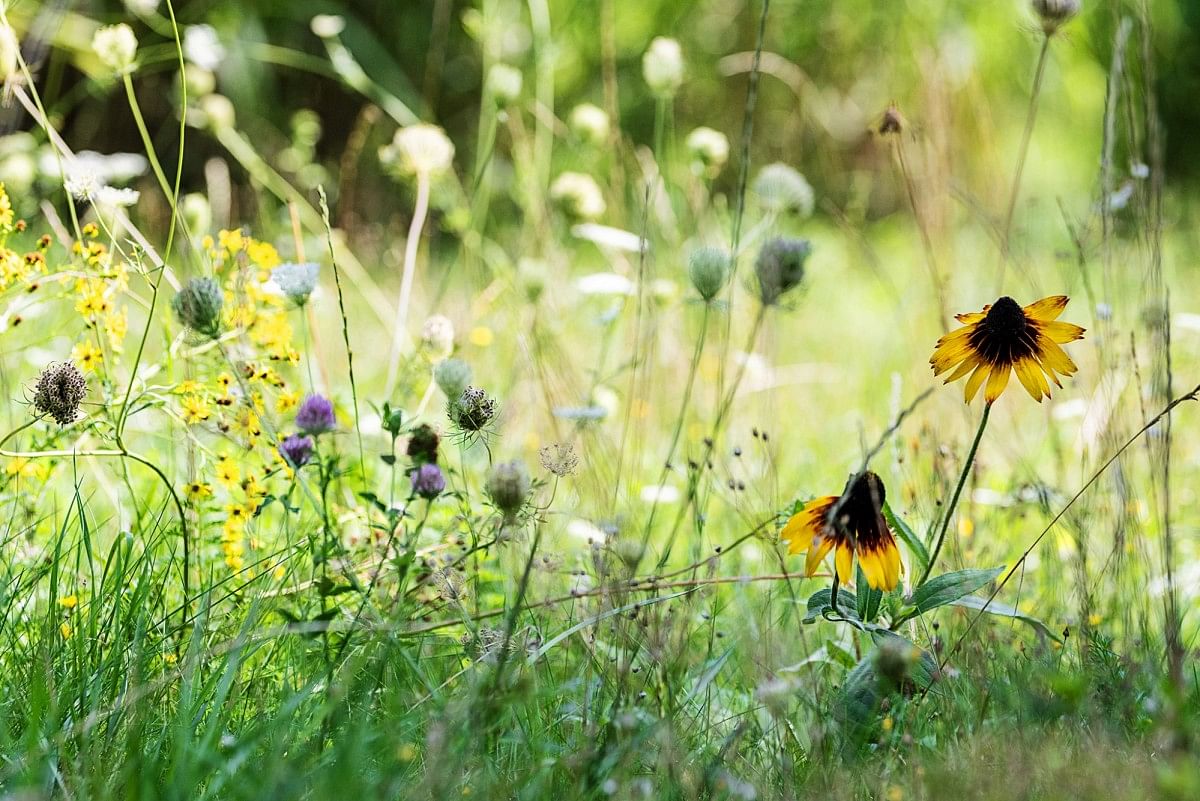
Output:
[
  {"xmin": 883, "ymin": 502, "xmax": 928, "ymax": 572},
  {"xmin": 948, "ymin": 594, "xmax": 1061, "ymax": 641},
  {"xmin": 838, "ymin": 631, "xmax": 940, "ymax": 733},
  {"xmin": 855, "ymin": 566, "xmax": 882, "ymax": 623},
  {"xmin": 908, "ymin": 566, "xmax": 1003, "ymax": 614},
  {"xmin": 802, "ymin": 588, "xmax": 859, "ymax": 624}
]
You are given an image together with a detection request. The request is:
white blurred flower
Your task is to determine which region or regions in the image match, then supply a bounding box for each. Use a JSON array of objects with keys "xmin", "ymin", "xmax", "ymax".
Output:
[
  {"xmin": 270, "ymin": 262, "xmax": 320, "ymax": 306},
  {"xmin": 419, "ymin": 314, "xmax": 455, "ymax": 360},
  {"xmin": 385, "ymin": 123, "xmax": 455, "ymax": 177},
  {"xmin": 94, "ymin": 186, "xmax": 141, "ymax": 208},
  {"xmin": 92, "ymin": 24, "xmax": 138, "ymax": 74},
  {"xmin": 753, "ymin": 163, "xmax": 815, "ymax": 217},
  {"xmin": 566, "ymin": 519, "xmax": 608, "ymax": 545},
  {"xmin": 124, "ymin": 0, "xmax": 161, "ymax": 15},
  {"xmin": 486, "ymin": 64, "xmax": 523, "ymax": 105},
  {"xmin": 64, "ymin": 169, "xmax": 101, "ymax": 201},
  {"xmin": 576, "ymin": 272, "xmax": 634, "ymax": 297},
  {"xmin": 568, "ymin": 103, "xmax": 610, "ymax": 146},
  {"xmin": 685, "ymin": 127, "xmax": 729, "ymax": 175},
  {"xmin": 642, "ymin": 37, "xmax": 684, "ymax": 97},
  {"xmin": 640, "ymin": 484, "xmax": 681, "ymax": 504},
  {"xmin": 310, "ymin": 14, "xmax": 346, "ymax": 38},
  {"xmin": 39, "ymin": 150, "xmax": 148, "ymax": 184},
  {"xmin": 183, "ymin": 25, "xmax": 225, "ymax": 71},
  {"xmin": 571, "ymin": 223, "xmax": 644, "ymax": 253},
  {"xmin": 550, "ymin": 172, "xmax": 605, "ymax": 220}
]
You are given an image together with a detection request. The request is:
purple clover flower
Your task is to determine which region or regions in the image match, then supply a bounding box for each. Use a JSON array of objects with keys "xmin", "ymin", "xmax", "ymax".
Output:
[
  {"xmin": 411, "ymin": 463, "xmax": 446, "ymax": 500},
  {"xmin": 279, "ymin": 434, "xmax": 315, "ymax": 467},
  {"xmin": 295, "ymin": 394, "xmax": 335, "ymax": 435}
]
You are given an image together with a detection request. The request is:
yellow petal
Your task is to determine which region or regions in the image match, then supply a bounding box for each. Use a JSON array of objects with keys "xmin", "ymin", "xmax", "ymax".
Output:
[
  {"xmin": 1014, "ymin": 357, "xmax": 1047, "ymax": 401},
  {"xmin": 1023, "ymin": 295, "xmax": 1068, "ymax": 322},
  {"xmin": 780, "ymin": 513, "xmax": 816, "ymax": 555},
  {"xmin": 1039, "ymin": 339, "xmax": 1078, "ymax": 377},
  {"xmin": 955, "ymin": 309, "xmax": 987, "ymax": 324},
  {"xmin": 859, "ymin": 548, "xmax": 886, "ymax": 590},
  {"xmin": 806, "ymin": 537, "xmax": 834, "ymax": 577},
  {"xmin": 944, "ymin": 354, "xmax": 980, "ymax": 383},
  {"xmin": 835, "ymin": 543, "xmax": 854, "ymax": 584},
  {"xmin": 983, "ymin": 364, "xmax": 1011, "ymax": 403},
  {"xmin": 1040, "ymin": 320, "xmax": 1086, "ymax": 344},
  {"xmin": 931, "ymin": 339, "xmax": 973, "ymax": 373},
  {"xmin": 964, "ymin": 363, "xmax": 990, "ymax": 403}
]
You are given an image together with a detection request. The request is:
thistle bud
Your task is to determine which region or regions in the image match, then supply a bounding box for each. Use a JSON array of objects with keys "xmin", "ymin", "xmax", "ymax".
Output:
[
  {"xmin": 279, "ymin": 434, "xmax": 315, "ymax": 468},
  {"xmin": 406, "ymin": 423, "xmax": 440, "ymax": 465},
  {"xmin": 486, "ymin": 460, "xmax": 531, "ymax": 520},
  {"xmin": 754, "ymin": 237, "xmax": 810, "ymax": 306},
  {"xmin": 411, "ymin": 463, "xmax": 446, "ymax": 500},
  {"xmin": 1031, "ymin": 0, "xmax": 1081, "ymax": 35},
  {"xmin": 172, "ymin": 277, "xmax": 224, "ymax": 339},
  {"xmin": 33, "ymin": 362, "xmax": 87, "ymax": 426},
  {"xmin": 688, "ymin": 247, "xmax": 731, "ymax": 302},
  {"xmin": 451, "ymin": 386, "xmax": 496, "ymax": 432},
  {"xmin": 434, "ymin": 358, "xmax": 472, "ymax": 401}
]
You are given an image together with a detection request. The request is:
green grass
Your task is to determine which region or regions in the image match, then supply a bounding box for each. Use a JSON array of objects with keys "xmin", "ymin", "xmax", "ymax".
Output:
[{"xmin": 0, "ymin": 0, "xmax": 1198, "ymax": 798}]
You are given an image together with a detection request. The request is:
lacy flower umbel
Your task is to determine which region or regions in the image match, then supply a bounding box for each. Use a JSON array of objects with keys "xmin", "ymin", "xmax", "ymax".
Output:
[
  {"xmin": 930, "ymin": 295, "xmax": 1085, "ymax": 404},
  {"xmin": 780, "ymin": 471, "xmax": 902, "ymax": 591}
]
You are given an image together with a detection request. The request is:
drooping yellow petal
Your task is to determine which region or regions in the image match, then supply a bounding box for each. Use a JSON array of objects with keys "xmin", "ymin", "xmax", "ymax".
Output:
[
  {"xmin": 1014, "ymin": 357, "xmax": 1048, "ymax": 401},
  {"xmin": 963, "ymin": 363, "xmax": 990, "ymax": 403},
  {"xmin": 943, "ymin": 354, "xmax": 980, "ymax": 383},
  {"xmin": 983, "ymin": 364, "xmax": 1012, "ymax": 403},
  {"xmin": 835, "ymin": 543, "xmax": 854, "ymax": 583},
  {"xmin": 780, "ymin": 513, "xmax": 816, "ymax": 555},
  {"xmin": 858, "ymin": 548, "xmax": 886, "ymax": 590},
  {"xmin": 1023, "ymin": 295, "xmax": 1068, "ymax": 322},
  {"xmin": 805, "ymin": 537, "xmax": 834, "ymax": 577},
  {"xmin": 881, "ymin": 541, "xmax": 901, "ymax": 591},
  {"xmin": 1039, "ymin": 339, "xmax": 1078, "ymax": 377},
  {"xmin": 931, "ymin": 338, "xmax": 974, "ymax": 373},
  {"xmin": 955, "ymin": 309, "xmax": 987, "ymax": 324}
]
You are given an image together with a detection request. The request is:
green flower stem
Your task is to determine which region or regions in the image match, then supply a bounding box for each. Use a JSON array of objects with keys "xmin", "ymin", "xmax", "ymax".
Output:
[{"xmin": 919, "ymin": 402, "xmax": 992, "ymax": 586}]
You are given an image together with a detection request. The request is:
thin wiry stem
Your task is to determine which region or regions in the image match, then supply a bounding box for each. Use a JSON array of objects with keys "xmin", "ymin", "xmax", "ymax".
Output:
[
  {"xmin": 997, "ymin": 34, "xmax": 1051, "ymax": 289},
  {"xmin": 317, "ymin": 187, "xmax": 367, "ymax": 486},
  {"xmin": 385, "ymin": 171, "xmax": 432, "ymax": 396},
  {"xmin": 919, "ymin": 402, "xmax": 991, "ymax": 586}
]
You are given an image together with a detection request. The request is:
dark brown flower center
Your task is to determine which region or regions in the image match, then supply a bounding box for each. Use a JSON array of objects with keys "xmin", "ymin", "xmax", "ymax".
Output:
[
  {"xmin": 967, "ymin": 296, "xmax": 1038, "ymax": 366},
  {"xmin": 828, "ymin": 471, "xmax": 891, "ymax": 549}
]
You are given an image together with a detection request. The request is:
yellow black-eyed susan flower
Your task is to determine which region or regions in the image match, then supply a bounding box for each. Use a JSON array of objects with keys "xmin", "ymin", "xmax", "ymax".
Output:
[
  {"xmin": 780, "ymin": 471, "xmax": 902, "ymax": 591},
  {"xmin": 931, "ymin": 295, "xmax": 1085, "ymax": 404}
]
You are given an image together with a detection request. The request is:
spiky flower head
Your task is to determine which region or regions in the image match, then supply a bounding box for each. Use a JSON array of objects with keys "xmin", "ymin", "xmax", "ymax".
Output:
[
  {"xmin": 33, "ymin": 362, "xmax": 87, "ymax": 425},
  {"xmin": 279, "ymin": 434, "xmax": 314, "ymax": 468},
  {"xmin": 406, "ymin": 423, "xmax": 440, "ymax": 465},
  {"xmin": 450, "ymin": 386, "xmax": 497, "ymax": 433},
  {"xmin": 688, "ymin": 247, "xmax": 732, "ymax": 302},
  {"xmin": 754, "ymin": 237, "xmax": 811, "ymax": 306},
  {"xmin": 434, "ymin": 358, "xmax": 473, "ymax": 401},
  {"xmin": 486, "ymin": 460, "xmax": 531, "ymax": 520},
  {"xmin": 271, "ymin": 262, "xmax": 320, "ymax": 306},
  {"xmin": 411, "ymin": 463, "xmax": 446, "ymax": 500},
  {"xmin": 172, "ymin": 276, "xmax": 224, "ymax": 339},
  {"xmin": 1031, "ymin": 0, "xmax": 1081, "ymax": 34},
  {"xmin": 295, "ymin": 394, "xmax": 336, "ymax": 435},
  {"xmin": 539, "ymin": 442, "xmax": 579, "ymax": 477}
]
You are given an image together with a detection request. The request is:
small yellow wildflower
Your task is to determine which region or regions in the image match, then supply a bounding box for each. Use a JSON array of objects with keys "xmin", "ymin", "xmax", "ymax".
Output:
[
  {"xmin": 60, "ymin": 622, "xmax": 72, "ymax": 639},
  {"xmin": 58, "ymin": 594, "xmax": 79, "ymax": 609},
  {"xmin": 218, "ymin": 228, "xmax": 245, "ymax": 254},
  {"xmin": 276, "ymin": 389, "xmax": 300, "ymax": 413},
  {"xmin": 104, "ymin": 307, "xmax": 128, "ymax": 352},
  {"xmin": 185, "ymin": 481, "xmax": 213, "ymax": 501},
  {"xmin": 181, "ymin": 395, "xmax": 212, "ymax": 425},
  {"xmin": 215, "ymin": 456, "xmax": 241, "ymax": 488},
  {"xmin": 72, "ymin": 340, "xmax": 104, "ymax": 373}
]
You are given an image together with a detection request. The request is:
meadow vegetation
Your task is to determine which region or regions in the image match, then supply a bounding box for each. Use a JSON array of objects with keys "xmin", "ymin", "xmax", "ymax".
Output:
[{"xmin": 0, "ymin": 0, "xmax": 1198, "ymax": 798}]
